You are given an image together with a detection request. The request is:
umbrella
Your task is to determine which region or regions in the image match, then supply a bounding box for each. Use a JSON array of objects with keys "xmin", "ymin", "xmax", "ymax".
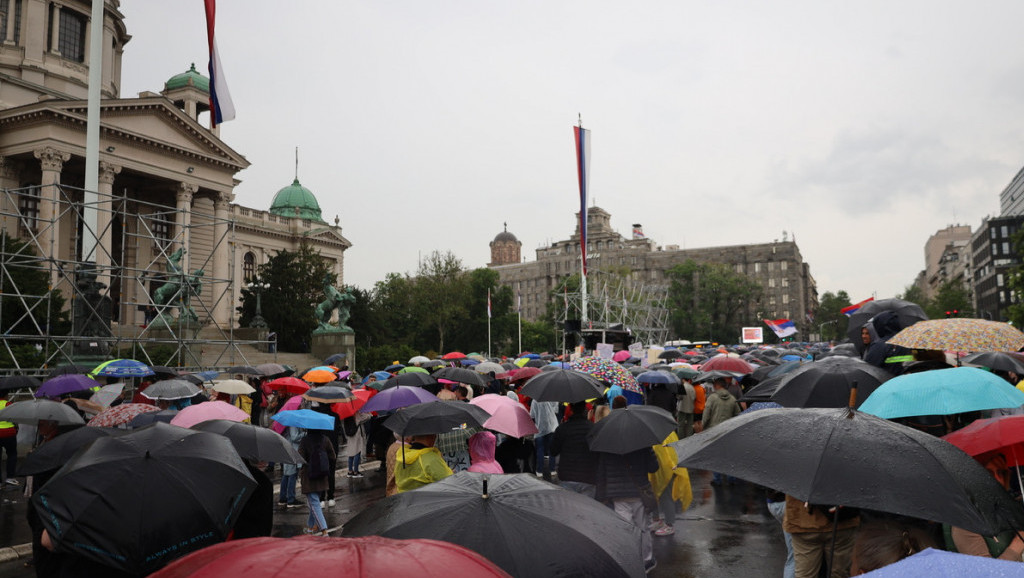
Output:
[
  {"xmin": 823, "ymin": 343, "xmax": 860, "ymax": 358},
  {"xmin": 0, "ymin": 375, "xmax": 41, "ymax": 392},
  {"xmin": 518, "ymin": 369, "xmax": 605, "ymax": 403},
  {"xmin": 587, "ymin": 405, "xmax": 677, "ymax": 454},
  {"xmin": 943, "ymin": 414, "xmax": 1024, "ymax": 467},
  {"xmin": 382, "ymin": 372, "xmax": 439, "ymax": 391},
  {"xmin": 847, "ymin": 298, "xmax": 929, "ymax": 353},
  {"xmin": 671, "ymin": 366, "xmax": 699, "ymax": 381},
  {"xmin": 34, "ymin": 374, "xmax": 102, "ymax": 399},
  {"xmin": 383, "ymin": 401, "xmax": 491, "ymax": 436},
  {"xmin": 169, "ymin": 401, "xmax": 250, "ymax": 428},
  {"xmin": 468, "ymin": 394, "xmax": 521, "ymax": 414},
  {"xmin": 441, "ymin": 351, "xmax": 467, "ymax": 361},
  {"xmin": 571, "ymin": 357, "xmax": 642, "ymax": 393},
  {"xmin": 385, "ymin": 364, "xmax": 406, "ymax": 372},
  {"xmin": 265, "ymin": 376, "xmax": 310, "ymax": 395},
  {"xmin": 0, "ymin": 398, "xmax": 84, "ymax": 425},
  {"xmin": 887, "ymin": 318, "xmax": 1024, "ymax": 353},
  {"xmin": 699, "ymin": 355, "xmax": 755, "ymax": 374},
  {"xmin": 150, "ymin": 535, "xmax": 512, "ymax": 578},
  {"xmin": 612, "ymin": 350, "xmax": 632, "ymax": 363},
  {"xmin": 479, "ymin": 403, "xmax": 538, "ymax": 438},
  {"xmin": 303, "ymin": 385, "xmax": 352, "ymax": 403},
  {"xmin": 47, "ymin": 364, "xmax": 91, "ymax": 378},
  {"xmin": 397, "ymin": 366, "xmax": 430, "ymax": 374},
  {"xmin": 272, "ymin": 409, "xmax": 334, "ymax": 430},
  {"xmin": 224, "ymin": 365, "xmax": 261, "ymax": 375},
  {"xmin": 17, "ymin": 426, "xmax": 122, "ymax": 476},
  {"xmin": 770, "ymin": 357, "xmax": 892, "ymax": 409},
  {"xmin": 474, "ymin": 362, "xmax": 505, "ymax": 374},
  {"xmin": 141, "ymin": 379, "xmax": 201, "ymax": 400},
  {"xmin": 523, "ymin": 359, "xmax": 547, "ymax": 368},
  {"xmin": 658, "ymin": 350, "xmax": 684, "ymax": 360},
  {"xmin": 89, "ymin": 383, "xmax": 125, "ymax": 409},
  {"xmin": 33, "ymin": 422, "xmax": 256, "ymax": 576},
  {"xmin": 324, "ymin": 353, "xmax": 347, "ymax": 365},
  {"xmin": 421, "ymin": 360, "xmax": 444, "ymax": 368},
  {"xmin": 859, "ymin": 367, "xmax": 1024, "ymax": 419},
  {"xmin": 87, "ymin": 403, "xmax": 160, "ymax": 428},
  {"xmin": 149, "ymin": 366, "xmax": 179, "ymax": 377},
  {"xmin": 693, "ymin": 369, "xmax": 745, "ymax": 384},
  {"xmin": 331, "ymin": 389, "xmax": 375, "ymax": 419},
  {"xmin": 961, "ymin": 351, "xmax": 1024, "ymax": 375},
  {"xmin": 859, "ymin": 547, "xmax": 1024, "ymax": 577},
  {"xmin": 191, "ymin": 419, "xmax": 304, "ymax": 464},
  {"xmin": 739, "ymin": 374, "xmax": 787, "ymax": 402},
  {"xmin": 212, "ymin": 379, "xmax": 255, "ymax": 395},
  {"xmin": 508, "ymin": 367, "xmax": 542, "ymax": 383},
  {"xmin": 180, "ymin": 370, "xmax": 220, "ymax": 385},
  {"xmin": 303, "ymin": 369, "xmax": 338, "ymax": 384},
  {"xmin": 342, "ymin": 472, "xmax": 645, "ymax": 578},
  {"xmin": 91, "ymin": 358, "xmax": 155, "ymax": 378},
  {"xmin": 361, "ymin": 386, "xmax": 438, "ymax": 413},
  {"xmin": 671, "ymin": 407, "xmax": 1024, "ymax": 535},
  {"xmin": 130, "ymin": 409, "xmax": 178, "ymax": 428},
  {"xmin": 434, "ymin": 367, "xmax": 487, "ymax": 388},
  {"xmin": 270, "ymin": 396, "xmax": 303, "ymax": 434},
  {"xmin": 408, "ymin": 355, "xmax": 431, "ymax": 365},
  {"xmin": 254, "ymin": 363, "xmax": 291, "ymax": 378},
  {"xmin": 740, "ymin": 401, "xmax": 783, "ymax": 414},
  {"xmin": 636, "ymin": 371, "xmax": 678, "ymax": 385}
]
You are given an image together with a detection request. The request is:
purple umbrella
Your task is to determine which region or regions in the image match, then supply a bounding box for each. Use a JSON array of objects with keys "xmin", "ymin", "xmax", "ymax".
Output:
[
  {"xmin": 361, "ymin": 386, "xmax": 438, "ymax": 413},
  {"xmin": 35, "ymin": 374, "xmax": 102, "ymax": 399}
]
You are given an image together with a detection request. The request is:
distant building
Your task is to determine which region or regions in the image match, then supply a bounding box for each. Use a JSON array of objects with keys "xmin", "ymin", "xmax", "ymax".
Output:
[
  {"xmin": 1000, "ymin": 165, "xmax": 1024, "ymax": 217},
  {"xmin": 918, "ymin": 225, "xmax": 972, "ymax": 300},
  {"xmin": 971, "ymin": 215, "xmax": 1024, "ymax": 321},
  {"xmin": 489, "ymin": 207, "xmax": 818, "ymax": 335},
  {"xmin": 489, "ymin": 224, "xmax": 521, "ymax": 266}
]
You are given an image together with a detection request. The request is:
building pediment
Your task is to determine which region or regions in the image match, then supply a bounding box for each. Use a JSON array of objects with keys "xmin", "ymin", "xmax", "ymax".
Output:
[{"xmin": 305, "ymin": 226, "xmax": 353, "ymax": 249}]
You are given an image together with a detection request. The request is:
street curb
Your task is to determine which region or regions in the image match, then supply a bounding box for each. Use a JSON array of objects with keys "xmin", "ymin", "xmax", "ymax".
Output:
[{"xmin": 0, "ymin": 542, "xmax": 32, "ymax": 563}]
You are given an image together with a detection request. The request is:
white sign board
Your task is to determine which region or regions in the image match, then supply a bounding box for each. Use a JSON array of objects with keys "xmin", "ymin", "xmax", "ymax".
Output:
[
  {"xmin": 742, "ymin": 327, "xmax": 764, "ymax": 344},
  {"xmin": 596, "ymin": 343, "xmax": 614, "ymax": 360}
]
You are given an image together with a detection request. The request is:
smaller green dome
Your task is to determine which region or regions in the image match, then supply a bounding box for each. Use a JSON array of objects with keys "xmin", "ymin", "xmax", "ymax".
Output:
[
  {"xmin": 165, "ymin": 63, "xmax": 210, "ymax": 93},
  {"xmin": 269, "ymin": 178, "xmax": 325, "ymax": 222}
]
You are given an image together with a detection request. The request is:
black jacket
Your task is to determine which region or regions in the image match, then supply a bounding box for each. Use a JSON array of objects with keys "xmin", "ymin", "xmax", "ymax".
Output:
[
  {"xmin": 595, "ymin": 447, "xmax": 659, "ymax": 501},
  {"xmin": 550, "ymin": 415, "xmax": 598, "ymax": 484}
]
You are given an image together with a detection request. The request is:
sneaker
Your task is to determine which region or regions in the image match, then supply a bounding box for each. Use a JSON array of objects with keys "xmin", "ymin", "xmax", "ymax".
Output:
[
  {"xmin": 327, "ymin": 499, "xmax": 336, "ymax": 507},
  {"xmin": 647, "ymin": 519, "xmax": 665, "ymax": 532},
  {"xmin": 535, "ymin": 472, "xmax": 543, "ymax": 477},
  {"xmin": 654, "ymin": 525, "xmax": 675, "ymax": 536},
  {"xmin": 352, "ymin": 472, "xmax": 364, "ymax": 478},
  {"xmin": 286, "ymin": 501, "xmax": 301, "ymax": 508},
  {"xmin": 4, "ymin": 479, "xmax": 19, "ymax": 487},
  {"xmin": 644, "ymin": 558, "xmax": 657, "ymax": 574}
]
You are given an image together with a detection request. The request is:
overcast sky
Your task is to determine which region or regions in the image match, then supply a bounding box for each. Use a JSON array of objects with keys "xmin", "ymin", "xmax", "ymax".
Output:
[{"xmin": 120, "ymin": 1, "xmax": 1024, "ymax": 307}]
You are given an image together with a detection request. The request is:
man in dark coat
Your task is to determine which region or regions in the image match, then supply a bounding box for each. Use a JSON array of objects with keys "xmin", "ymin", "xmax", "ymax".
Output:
[
  {"xmin": 550, "ymin": 402, "xmax": 599, "ymax": 497},
  {"xmin": 595, "ymin": 443, "xmax": 660, "ymax": 573}
]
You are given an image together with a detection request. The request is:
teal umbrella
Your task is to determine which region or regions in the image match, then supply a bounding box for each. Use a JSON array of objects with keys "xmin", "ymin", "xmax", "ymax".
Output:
[{"xmin": 859, "ymin": 367, "xmax": 1024, "ymax": 419}]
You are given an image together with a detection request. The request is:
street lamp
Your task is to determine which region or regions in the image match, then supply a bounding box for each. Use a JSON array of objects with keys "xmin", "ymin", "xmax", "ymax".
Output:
[{"xmin": 248, "ymin": 280, "xmax": 269, "ymax": 329}]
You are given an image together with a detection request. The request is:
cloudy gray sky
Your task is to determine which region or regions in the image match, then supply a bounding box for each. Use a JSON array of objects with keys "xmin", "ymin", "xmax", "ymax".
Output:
[{"xmin": 121, "ymin": 1, "xmax": 1024, "ymax": 305}]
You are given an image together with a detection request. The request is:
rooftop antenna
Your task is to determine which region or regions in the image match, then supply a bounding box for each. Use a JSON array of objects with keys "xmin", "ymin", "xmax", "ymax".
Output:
[{"xmin": 295, "ymin": 146, "xmax": 299, "ymax": 181}]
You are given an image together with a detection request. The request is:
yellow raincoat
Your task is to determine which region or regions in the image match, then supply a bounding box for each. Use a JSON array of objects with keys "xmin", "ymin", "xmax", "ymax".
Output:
[{"xmin": 649, "ymin": 432, "xmax": 692, "ymax": 512}]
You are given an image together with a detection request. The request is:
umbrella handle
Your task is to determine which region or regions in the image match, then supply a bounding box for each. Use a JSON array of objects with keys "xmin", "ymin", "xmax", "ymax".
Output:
[{"xmin": 847, "ymin": 382, "xmax": 858, "ymax": 410}]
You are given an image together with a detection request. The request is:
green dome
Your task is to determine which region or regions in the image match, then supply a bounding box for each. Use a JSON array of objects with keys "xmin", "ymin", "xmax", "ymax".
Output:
[
  {"xmin": 165, "ymin": 63, "xmax": 210, "ymax": 93},
  {"xmin": 269, "ymin": 178, "xmax": 325, "ymax": 222}
]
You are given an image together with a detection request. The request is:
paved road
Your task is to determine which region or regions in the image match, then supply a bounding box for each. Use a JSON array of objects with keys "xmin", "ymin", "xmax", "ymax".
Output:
[{"xmin": 0, "ymin": 462, "xmax": 786, "ymax": 577}]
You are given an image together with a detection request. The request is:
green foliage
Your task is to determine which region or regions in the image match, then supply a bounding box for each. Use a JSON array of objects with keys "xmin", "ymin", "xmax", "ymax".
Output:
[
  {"xmin": 237, "ymin": 242, "xmax": 333, "ymax": 352},
  {"xmin": 1006, "ymin": 227, "xmax": 1024, "ymax": 326},
  {"xmin": 355, "ymin": 343, "xmax": 419, "ymax": 376},
  {"xmin": 896, "ymin": 281, "xmax": 971, "ymax": 319},
  {"xmin": 816, "ymin": 291, "xmax": 851, "ymax": 342},
  {"xmin": 665, "ymin": 260, "xmax": 763, "ymax": 342},
  {"xmin": 0, "ymin": 343, "xmax": 45, "ymax": 370},
  {"xmin": 0, "ymin": 232, "xmax": 68, "ymax": 369},
  {"xmin": 520, "ymin": 319, "xmax": 557, "ymax": 354}
]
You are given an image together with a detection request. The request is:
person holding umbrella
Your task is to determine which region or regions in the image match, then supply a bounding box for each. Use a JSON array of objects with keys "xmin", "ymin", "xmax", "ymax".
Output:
[
  {"xmin": 298, "ymin": 425, "xmax": 336, "ymax": 536},
  {"xmin": 396, "ymin": 433, "xmax": 453, "ymax": 493}
]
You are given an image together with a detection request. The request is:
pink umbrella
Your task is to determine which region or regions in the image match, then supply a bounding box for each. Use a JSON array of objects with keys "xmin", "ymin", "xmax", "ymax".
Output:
[
  {"xmin": 170, "ymin": 401, "xmax": 249, "ymax": 429},
  {"xmin": 481, "ymin": 403, "xmax": 538, "ymax": 438},
  {"xmin": 469, "ymin": 393, "xmax": 522, "ymax": 414},
  {"xmin": 271, "ymin": 395, "xmax": 303, "ymax": 434},
  {"xmin": 612, "ymin": 350, "xmax": 632, "ymax": 363}
]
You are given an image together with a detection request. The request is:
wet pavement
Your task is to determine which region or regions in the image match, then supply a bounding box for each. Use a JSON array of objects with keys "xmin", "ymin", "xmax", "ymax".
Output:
[{"xmin": 0, "ymin": 460, "xmax": 786, "ymax": 577}]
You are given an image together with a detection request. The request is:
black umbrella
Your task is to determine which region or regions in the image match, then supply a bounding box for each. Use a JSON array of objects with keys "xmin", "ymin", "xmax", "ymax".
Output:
[
  {"xmin": 382, "ymin": 372, "xmax": 440, "ymax": 391},
  {"xmin": 693, "ymin": 369, "xmax": 744, "ymax": 384},
  {"xmin": 434, "ymin": 367, "xmax": 487, "ymax": 388},
  {"xmin": 17, "ymin": 426, "xmax": 121, "ymax": 476},
  {"xmin": 191, "ymin": 419, "xmax": 304, "ymax": 465},
  {"xmin": 130, "ymin": 409, "xmax": 178, "ymax": 428},
  {"xmin": 671, "ymin": 407, "xmax": 1024, "ymax": 536},
  {"xmin": 383, "ymin": 401, "xmax": 491, "ymax": 436},
  {"xmin": 46, "ymin": 364, "xmax": 91, "ymax": 378},
  {"xmin": 224, "ymin": 365, "xmax": 261, "ymax": 375},
  {"xmin": 658, "ymin": 350, "xmax": 684, "ymax": 360},
  {"xmin": 33, "ymin": 422, "xmax": 256, "ymax": 575},
  {"xmin": 141, "ymin": 379, "xmax": 201, "ymax": 400},
  {"xmin": 0, "ymin": 375, "xmax": 42, "ymax": 391},
  {"xmin": 847, "ymin": 299, "xmax": 928, "ymax": 353},
  {"xmin": 770, "ymin": 357, "xmax": 892, "ymax": 409},
  {"xmin": 341, "ymin": 471, "xmax": 644, "ymax": 577},
  {"xmin": 254, "ymin": 363, "xmax": 292, "ymax": 378},
  {"xmin": 518, "ymin": 369, "xmax": 605, "ymax": 403},
  {"xmin": 0, "ymin": 399, "xmax": 84, "ymax": 425},
  {"xmin": 739, "ymin": 374, "xmax": 787, "ymax": 402},
  {"xmin": 821, "ymin": 343, "xmax": 860, "ymax": 358},
  {"xmin": 523, "ymin": 359, "xmax": 547, "ymax": 368},
  {"xmin": 323, "ymin": 353, "xmax": 347, "ymax": 365},
  {"xmin": 303, "ymin": 384, "xmax": 352, "ymax": 403},
  {"xmin": 962, "ymin": 352, "xmax": 1024, "ymax": 375},
  {"xmin": 149, "ymin": 366, "xmax": 179, "ymax": 377},
  {"xmin": 587, "ymin": 405, "xmax": 677, "ymax": 454}
]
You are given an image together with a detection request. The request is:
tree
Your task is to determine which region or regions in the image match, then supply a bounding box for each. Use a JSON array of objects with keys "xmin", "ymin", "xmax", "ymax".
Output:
[
  {"xmin": 665, "ymin": 260, "xmax": 762, "ymax": 343},
  {"xmin": 816, "ymin": 291, "xmax": 851, "ymax": 342},
  {"xmin": 237, "ymin": 242, "xmax": 333, "ymax": 352},
  {"xmin": 411, "ymin": 251, "xmax": 468, "ymax": 353},
  {"xmin": 929, "ymin": 281, "xmax": 973, "ymax": 319},
  {"xmin": 896, "ymin": 284, "xmax": 929, "ymax": 310},
  {"xmin": 0, "ymin": 232, "xmax": 67, "ymax": 368},
  {"xmin": 1006, "ymin": 227, "xmax": 1024, "ymax": 326}
]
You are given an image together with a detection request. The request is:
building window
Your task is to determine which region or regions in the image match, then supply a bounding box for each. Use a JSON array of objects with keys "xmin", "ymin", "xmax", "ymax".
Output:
[
  {"xmin": 781, "ymin": 277, "xmax": 789, "ymax": 287},
  {"xmin": 57, "ymin": 9, "xmax": 86, "ymax": 62},
  {"xmin": 992, "ymin": 228, "xmax": 998, "ymax": 239},
  {"xmin": 0, "ymin": 0, "xmax": 21, "ymax": 44},
  {"xmin": 754, "ymin": 262, "xmax": 762, "ymax": 273},
  {"xmin": 782, "ymin": 294, "xmax": 789, "ymax": 304},
  {"xmin": 997, "ymin": 273, "xmax": 1005, "ymax": 287},
  {"xmin": 151, "ymin": 214, "xmax": 171, "ymax": 249},
  {"xmin": 768, "ymin": 278, "xmax": 776, "ymax": 288},
  {"xmin": 780, "ymin": 261, "xmax": 787, "ymax": 271},
  {"xmin": 243, "ymin": 252, "xmax": 256, "ymax": 282},
  {"xmin": 1002, "ymin": 225, "xmax": 1009, "ymax": 238},
  {"xmin": 1003, "ymin": 242, "xmax": 1010, "ymax": 255},
  {"xmin": 18, "ymin": 185, "xmax": 40, "ymax": 235}
]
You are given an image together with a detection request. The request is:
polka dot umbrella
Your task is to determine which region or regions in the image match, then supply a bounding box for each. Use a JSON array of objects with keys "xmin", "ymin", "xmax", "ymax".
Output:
[{"xmin": 571, "ymin": 356, "xmax": 642, "ymax": 394}]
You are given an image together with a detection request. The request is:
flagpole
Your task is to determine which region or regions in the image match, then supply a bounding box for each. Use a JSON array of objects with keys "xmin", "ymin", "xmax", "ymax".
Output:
[
  {"xmin": 82, "ymin": 0, "xmax": 105, "ymax": 263},
  {"xmin": 487, "ymin": 288, "xmax": 492, "ymax": 359},
  {"xmin": 517, "ymin": 289, "xmax": 522, "ymax": 355}
]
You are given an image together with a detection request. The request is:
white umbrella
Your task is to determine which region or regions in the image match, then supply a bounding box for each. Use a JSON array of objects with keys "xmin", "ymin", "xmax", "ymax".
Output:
[
  {"xmin": 90, "ymin": 383, "xmax": 125, "ymax": 409},
  {"xmin": 408, "ymin": 355, "xmax": 431, "ymax": 365},
  {"xmin": 212, "ymin": 379, "xmax": 255, "ymax": 395}
]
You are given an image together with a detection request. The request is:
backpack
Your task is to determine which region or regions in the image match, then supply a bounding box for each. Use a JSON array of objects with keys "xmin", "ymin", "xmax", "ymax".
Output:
[
  {"xmin": 308, "ymin": 441, "xmax": 331, "ymax": 480},
  {"xmin": 343, "ymin": 416, "xmax": 358, "ymax": 437}
]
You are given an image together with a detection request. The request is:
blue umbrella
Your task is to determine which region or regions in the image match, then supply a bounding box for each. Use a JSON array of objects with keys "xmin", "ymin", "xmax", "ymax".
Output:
[
  {"xmin": 859, "ymin": 367, "xmax": 1024, "ymax": 419},
  {"xmin": 385, "ymin": 363, "xmax": 406, "ymax": 372},
  {"xmin": 636, "ymin": 371, "xmax": 675, "ymax": 385},
  {"xmin": 271, "ymin": 409, "xmax": 334, "ymax": 430},
  {"xmin": 361, "ymin": 386, "xmax": 439, "ymax": 413},
  {"xmin": 741, "ymin": 401, "xmax": 783, "ymax": 414},
  {"xmin": 92, "ymin": 359, "xmax": 155, "ymax": 378},
  {"xmin": 35, "ymin": 374, "xmax": 102, "ymax": 399},
  {"xmin": 861, "ymin": 548, "xmax": 1024, "ymax": 577},
  {"xmin": 459, "ymin": 359, "xmax": 480, "ymax": 367},
  {"xmin": 372, "ymin": 371, "xmax": 391, "ymax": 381},
  {"xmin": 519, "ymin": 353, "xmax": 541, "ymax": 360}
]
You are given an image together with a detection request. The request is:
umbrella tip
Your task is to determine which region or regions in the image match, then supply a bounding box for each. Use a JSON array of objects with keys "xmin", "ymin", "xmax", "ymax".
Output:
[{"xmin": 482, "ymin": 476, "xmax": 489, "ymax": 499}]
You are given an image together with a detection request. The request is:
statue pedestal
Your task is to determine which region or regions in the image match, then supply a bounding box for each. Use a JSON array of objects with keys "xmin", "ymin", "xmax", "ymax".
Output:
[
  {"xmin": 311, "ymin": 331, "xmax": 355, "ymax": 369},
  {"xmin": 148, "ymin": 322, "xmax": 203, "ymax": 366}
]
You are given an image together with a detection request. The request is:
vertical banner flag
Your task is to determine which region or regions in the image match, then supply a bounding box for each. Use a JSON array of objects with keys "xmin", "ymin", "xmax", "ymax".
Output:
[
  {"xmin": 204, "ymin": 0, "xmax": 235, "ymax": 126},
  {"xmin": 517, "ymin": 290, "xmax": 521, "ymax": 313},
  {"xmin": 764, "ymin": 319, "xmax": 798, "ymax": 338},
  {"xmin": 487, "ymin": 289, "xmax": 492, "ymax": 318},
  {"xmin": 574, "ymin": 125, "xmax": 591, "ymax": 275},
  {"xmin": 841, "ymin": 297, "xmax": 875, "ymax": 317}
]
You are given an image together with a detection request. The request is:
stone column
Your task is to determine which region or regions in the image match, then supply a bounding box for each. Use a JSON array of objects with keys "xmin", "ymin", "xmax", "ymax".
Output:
[
  {"xmin": 212, "ymin": 191, "xmax": 233, "ymax": 326},
  {"xmin": 175, "ymin": 182, "xmax": 196, "ymax": 269},
  {"xmin": 95, "ymin": 161, "xmax": 120, "ymax": 285},
  {"xmin": 49, "ymin": 3, "xmax": 62, "ymax": 55},
  {"xmin": 34, "ymin": 147, "xmax": 70, "ymax": 280}
]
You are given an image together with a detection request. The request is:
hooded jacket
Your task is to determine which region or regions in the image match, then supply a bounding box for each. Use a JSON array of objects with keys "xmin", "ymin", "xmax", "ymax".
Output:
[
  {"xmin": 395, "ymin": 444, "xmax": 454, "ymax": 493},
  {"xmin": 702, "ymin": 389, "xmax": 739, "ymax": 430},
  {"xmin": 467, "ymin": 431, "xmax": 504, "ymax": 474}
]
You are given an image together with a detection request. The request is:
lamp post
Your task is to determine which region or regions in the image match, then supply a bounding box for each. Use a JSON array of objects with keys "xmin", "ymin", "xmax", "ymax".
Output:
[{"xmin": 249, "ymin": 280, "xmax": 269, "ymax": 329}]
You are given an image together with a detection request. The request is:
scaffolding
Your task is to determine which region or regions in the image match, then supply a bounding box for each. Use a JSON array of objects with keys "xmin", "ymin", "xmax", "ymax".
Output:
[{"xmin": 0, "ymin": 183, "xmax": 263, "ymax": 377}]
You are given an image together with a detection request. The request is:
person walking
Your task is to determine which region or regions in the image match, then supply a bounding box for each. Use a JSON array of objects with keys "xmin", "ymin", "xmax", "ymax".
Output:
[
  {"xmin": 345, "ymin": 413, "xmax": 370, "ymax": 478},
  {"xmin": 676, "ymin": 379, "xmax": 696, "ymax": 438},
  {"xmin": 278, "ymin": 426, "xmax": 302, "ymax": 508},
  {"xmin": 395, "ymin": 434, "xmax": 453, "ymax": 493},
  {"xmin": 595, "ymin": 444, "xmax": 660, "ymax": 573},
  {"xmin": 703, "ymin": 377, "xmax": 740, "ymax": 485},
  {"xmin": 298, "ymin": 428, "xmax": 336, "ymax": 536},
  {"xmin": 530, "ymin": 399, "xmax": 559, "ymax": 479}
]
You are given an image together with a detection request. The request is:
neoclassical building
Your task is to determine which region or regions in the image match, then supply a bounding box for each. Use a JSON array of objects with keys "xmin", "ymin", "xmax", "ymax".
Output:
[{"xmin": 0, "ymin": 0, "xmax": 350, "ymax": 336}]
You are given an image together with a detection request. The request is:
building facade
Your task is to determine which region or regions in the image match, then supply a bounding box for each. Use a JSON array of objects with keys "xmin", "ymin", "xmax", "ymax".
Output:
[
  {"xmin": 490, "ymin": 206, "xmax": 818, "ymax": 336},
  {"xmin": 920, "ymin": 225, "xmax": 972, "ymax": 300},
  {"xmin": 971, "ymin": 215, "xmax": 1024, "ymax": 321},
  {"xmin": 0, "ymin": 0, "xmax": 350, "ymax": 334}
]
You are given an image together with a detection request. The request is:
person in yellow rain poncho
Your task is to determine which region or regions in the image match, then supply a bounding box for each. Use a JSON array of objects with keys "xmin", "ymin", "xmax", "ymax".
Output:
[{"xmin": 648, "ymin": 432, "xmax": 692, "ymax": 537}]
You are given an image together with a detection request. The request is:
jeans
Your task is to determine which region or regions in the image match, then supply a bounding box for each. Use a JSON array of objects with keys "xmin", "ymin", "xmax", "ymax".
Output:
[
  {"xmin": 0, "ymin": 436, "xmax": 16, "ymax": 479},
  {"xmin": 279, "ymin": 472, "xmax": 297, "ymax": 503},
  {"xmin": 535, "ymin": 433, "xmax": 555, "ymax": 476},
  {"xmin": 767, "ymin": 499, "xmax": 795, "ymax": 578},
  {"xmin": 306, "ymin": 491, "xmax": 328, "ymax": 532},
  {"xmin": 558, "ymin": 480, "xmax": 596, "ymax": 498},
  {"xmin": 348, "ymin": 453, "xmax": 362, "ymax": 473},
  {"xmin": 712, "ymin": 471, "xmax": 737, "ymax": 485}
]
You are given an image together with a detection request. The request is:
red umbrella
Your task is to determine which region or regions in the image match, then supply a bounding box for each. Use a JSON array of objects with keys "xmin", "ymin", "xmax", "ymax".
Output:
[
  {"xmin": 943, "ymin": 414, "xmax": 1024, "ymax": 467},
  {"xmin": 509, "ymin": 367, "xmax": 542, "ymax": 384},
  {"xmin": 265, "ymin": 377, "xmax": 310, "ymax": 396},
  {"xmin": 442, "ymin": 351, "xmax": 467, "ymax": 361},
  {"xmin": 149, "ymin": 535, "xmax": 512, "ymax": 578},
  {"xmin": 699, "ymin": 355, "xmax": 754, "ymax": 375},
  {"xmin": 331, "ymin": 389, "xmax": 375, "ymax": 419}
]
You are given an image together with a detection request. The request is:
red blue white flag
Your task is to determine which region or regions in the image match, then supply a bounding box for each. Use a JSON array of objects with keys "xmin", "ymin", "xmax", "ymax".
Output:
[
  {"xmin": 574, "ymin": 125, "xmax": 591, "ymax": 276},
  {"xmin": 764, "ymin": 319, "xmax": 798, "ymax": 338},
  {"xmin": 487, "ymin": 289, "xmax": 492, "ymax": 319},
  {"xmin": 841, "ymin": 297, "xmax": 874, "ymax": 317},
  {"xmin": 204, "ymin": 0, "xmax": 235, "ymax": 127}
]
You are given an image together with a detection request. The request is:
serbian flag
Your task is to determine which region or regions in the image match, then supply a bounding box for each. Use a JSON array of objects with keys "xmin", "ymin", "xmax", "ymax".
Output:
[
  {"xmin": 204, "ymin": 0, "xmax": 235, "ymax": 126},
  {"xmin": 487, "ymin": 289, "xmax": 492, "ymax": 319},
  {"xmin": 574, "ymin": 125, "xmax": 591, "ymax": 276},
  {"xmin": 764, "ymin": 319, "xmax": 798, "ymax": 338},
  {"xmin": 841, "ymin": 297, "xmax": 874, "ymax": 317}
]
